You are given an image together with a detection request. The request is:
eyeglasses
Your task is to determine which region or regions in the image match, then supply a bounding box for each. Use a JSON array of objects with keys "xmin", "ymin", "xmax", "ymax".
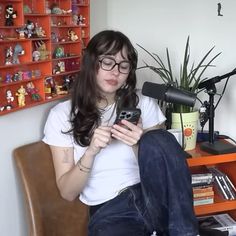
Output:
[{"xmin": 99, "ymin": 57, "xmax": 132, "ymax": 74}]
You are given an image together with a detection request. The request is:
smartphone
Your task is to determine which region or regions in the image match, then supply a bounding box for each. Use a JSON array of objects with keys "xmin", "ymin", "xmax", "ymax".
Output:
[{"xmin": 114, "ymin": 108, "xmax": 141, "ymax": 126}]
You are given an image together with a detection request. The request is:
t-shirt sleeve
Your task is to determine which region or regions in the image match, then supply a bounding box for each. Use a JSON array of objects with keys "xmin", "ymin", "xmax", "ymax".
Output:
[
  {"xmin": 138, "ymin": 93, "xmax": 166, "ymax": 130},
  {"xmin": 42, "ymin": 104, "xmax": 73, "ymax": 147}
]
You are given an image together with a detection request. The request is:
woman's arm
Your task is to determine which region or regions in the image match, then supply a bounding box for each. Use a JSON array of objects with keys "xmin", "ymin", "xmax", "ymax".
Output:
[
  {"xmin": 50, "ymin": 126, "xmax": 112, "ymax": 201},
  {"xmin": 50, "ymin": 145, "xmax": 95, "ymax": 201}
]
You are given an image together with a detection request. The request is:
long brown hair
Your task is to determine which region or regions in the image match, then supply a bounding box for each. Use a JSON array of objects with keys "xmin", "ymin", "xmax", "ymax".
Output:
[{"xmin": 69, "ymin": 30, "xmax": 139, "ymax": 146}]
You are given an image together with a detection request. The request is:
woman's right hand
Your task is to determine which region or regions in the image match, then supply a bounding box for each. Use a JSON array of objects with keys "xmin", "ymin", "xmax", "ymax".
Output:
[{"xmin": 86, "ymin": 126, "xmax": 112, "ymax": 156}]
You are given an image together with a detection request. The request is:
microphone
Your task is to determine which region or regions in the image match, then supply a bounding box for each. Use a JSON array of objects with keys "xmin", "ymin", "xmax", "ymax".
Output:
[
  {"xmin": 142, "ymin": 82, "xmax": 197, "ymax": 107},
  {"xmin": 198, "ymin": 69, "xmax": 236, "ymax": 89}
]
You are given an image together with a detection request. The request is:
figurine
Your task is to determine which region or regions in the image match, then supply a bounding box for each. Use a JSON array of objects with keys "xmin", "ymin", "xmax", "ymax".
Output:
[
  {"xmin": 54, "ymin": 61, "xmax": 65, "ymax": 74},
  {"xmin": 23, "ymin": 4, "xmax": 32, "ymax": 14},
  {"xmin": 32, "ymin": 50, "xmax": 41, "ymax": 61},
  {"xmin": 26, "ymin": 82, "xmax": 41, "ymax": 101},
  {"xmin": 15, "ymin": 85, "xmax": 28, "ymax": 107},
  {"xmin": 62, "ymin": 75, "xmax": 74, "ymax": 92},
  {"xmin": 51, "ymin": 3, "xmax": 72, "ymax": 14},
  {"xmin": 35, "ymin": 41, "xmax": 50, "ymax": 60},
  {"xmin": 78, "ymin": 14, "xmax": 86, "ymax": 26},
  {"xmin": 45, "ymin": 77, "xmax": 56, "ymax": 98},
  {"xmin": 34, "ymin": 23, "xmax": 46, "ymax": 38},
  {"xmin": 25, "ymin": 20, "xmax": 35, "ymax": 38},
  {"xmin": 55, "ymin": 84, "xmax": 68, "ymax": 95},
  {"xmin": 72, "ymin": 14, "xmax": 78, "ymax": 25},
  {"xmin": 16, "ymin": 27, "xmax": 26, "ymax": 39},
  {"xmin": 5, "ymin": 46, "xmax": 13, "ymax": 65},
  {"xmin": 5, "ymin": 73, "xmax": 12, "ymax": 83},
  {"xmin": 68, "ymin": 29, "xmax": 79, "ymax": 41},
  {"xmin": 53, "ymin": 46, "xmax": 65, "ymax": 58},
  {"xmin": 5, "ymin": 4, "xmax": 17, "ymax": 26},
  {"xmin": 6, "ymin": 89, "xmax": 14, "ymax": 104},
  {"xmin": 12, "ymin": 44, "xmax": 25, "ymax": 64}
]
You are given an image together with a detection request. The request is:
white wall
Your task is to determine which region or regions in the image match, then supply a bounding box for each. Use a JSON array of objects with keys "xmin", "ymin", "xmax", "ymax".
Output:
[
  {"xmin": 106, "ymin": 0, "xmax": 236, "ymax": 140},
  {"xmin": 1, "ymin": 0, "xmax": 236, "ymax": 235}
]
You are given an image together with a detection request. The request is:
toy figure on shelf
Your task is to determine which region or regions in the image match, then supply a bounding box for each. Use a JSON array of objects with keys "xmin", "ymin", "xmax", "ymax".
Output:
[
  {"xmin": 5, "ymin": 4, "xmax": 17, "ymax": 26},
  {"xmin": 16, "ymin": 27, "xmax": 26, "ymax": 39},
  {"xmin": 5, "ymin": 73, "xmax": 12, "ymax": 83},
  {"xmin": 12, "ymin": 44, "xmax": 25, "ymax": 64},
  {"xmin": 34, "ymin": 23, "xmax": 46, "ymax": 38},
  {"xmin": 35, "ymin": 41, "xmax": 50, "ymax": 60},
  {"xmin": 44, "ymin": 77, "xmax": 56, "ymax": 99},
  {"xmin": 25, "ymin": 20, "xmax": 35, "ymax": 38},
  {"xmin": 68, "ymin": 29, "xmax": 79, "ymax": 41},
  {"xmin": 51, "ymin": 3, "xmax": 72, "ymax": 14},
  {"xmin": 55, "ymin": 84, "xmax": 68, "ymax": 95},
  {"xmin": 23, "ymin": 4, "xmax": 32, "ymax": 14},
  {"xmin": 72, "ymin": 14, "xmax": 78, "ymax": 25},
  {"xmin": 53, "ymin": 61, "xmax": 65, "ymax": 74},
  {"xmin": 6, "ymin": 89, "xmax": 14, "ymax": 102},
  {"xmin": 15, "ymin": 85, "xmax": 28, "ymax": 107},
  {"xmin": 62, "ymin": 74, "xmax": 74, "ymax": 92},
  {"xmin": 26, "ymin": 82, "xmax": 41, "ymax": 101},
  {"xmin": 78, "ymin": 14, "xmax": 86, "ymax": 26},
  {"xmin": 53, "ymin": 46, "xmax": 65, "ymax": 58},
  {"xmin": 32, "ymin": 50, "xmax": 41, "ymax": 61},
  {"xmin": 5, "ymin": 46, "xmax": 13, "ymax": 65}
]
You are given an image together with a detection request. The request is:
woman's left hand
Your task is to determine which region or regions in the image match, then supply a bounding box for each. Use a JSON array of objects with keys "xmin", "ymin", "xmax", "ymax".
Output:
[{"xmin": 111, "ymin": 118, "xmax": 143, "ymax": 146}]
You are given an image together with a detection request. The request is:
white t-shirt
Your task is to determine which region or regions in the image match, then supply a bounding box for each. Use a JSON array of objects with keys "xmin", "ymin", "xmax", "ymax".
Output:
[{"xmin": 43, "ymin": 91, "xmax": 166, "ymax": 205}]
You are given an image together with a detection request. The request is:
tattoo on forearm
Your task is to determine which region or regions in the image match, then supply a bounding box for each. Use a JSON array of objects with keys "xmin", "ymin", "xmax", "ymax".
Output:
[{"xmin": 62, "ymin": 149, "xmax": 72, "ymax": 163}]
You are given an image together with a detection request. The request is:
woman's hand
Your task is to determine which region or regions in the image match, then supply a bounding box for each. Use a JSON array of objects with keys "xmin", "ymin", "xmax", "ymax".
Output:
[
  {"xmin": 111, "ymin": 118, "xmax": 143, "ymax": 146},
  {"xmin": 86, "ymin": 126, "xmax": 112, "ymax": 156}
]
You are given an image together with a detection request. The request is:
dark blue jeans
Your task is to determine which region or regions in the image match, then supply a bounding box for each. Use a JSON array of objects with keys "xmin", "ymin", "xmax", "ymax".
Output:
[{"xmin": 88, "ymin": 129, "xmax": 199, "ymax": 236}]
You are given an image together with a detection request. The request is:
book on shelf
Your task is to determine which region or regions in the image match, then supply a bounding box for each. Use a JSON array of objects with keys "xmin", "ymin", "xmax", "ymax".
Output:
[
  {"xmin": 208, "ymin": 167, "xmax": 236, "ymax": 200},
  {"xmin": 198, "ymin": 213, "xmax": 236, "ymax": 236},
  {"xmin": 194, "ymin": 196, "xmax": 214, "ymax": 206},
  {"xmin": 193, "ymin": 185, "xmax": 213, "ymax": 194},
  {"xmin": 193, "ymin": 190, "xmax": 214, "ymax": 198},
  {"xmin": 192, "ymin": 173, "xmax": 214, "ymax": 184}
]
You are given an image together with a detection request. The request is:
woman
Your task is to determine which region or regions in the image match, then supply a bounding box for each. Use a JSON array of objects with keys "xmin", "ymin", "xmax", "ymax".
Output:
[{"xmin": 43, "ymin": 30, "xmax": 199, "ymax": 235}]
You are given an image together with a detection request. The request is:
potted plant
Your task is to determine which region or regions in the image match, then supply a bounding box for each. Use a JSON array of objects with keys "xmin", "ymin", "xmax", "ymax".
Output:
[{"xmin": 137, "ymin": 37, "xmax": 221, "ymax": 150}]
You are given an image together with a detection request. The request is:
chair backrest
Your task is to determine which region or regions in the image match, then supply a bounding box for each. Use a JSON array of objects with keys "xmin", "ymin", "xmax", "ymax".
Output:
[{"xmin": 13, "ymin": 141, "xmax": 88, "ymax": 236}]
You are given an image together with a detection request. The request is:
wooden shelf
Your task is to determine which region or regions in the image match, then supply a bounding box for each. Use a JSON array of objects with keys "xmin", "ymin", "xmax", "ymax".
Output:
[
  {"xmin": 187, "ymin": 144, "xmax": 236, "ymax": 217},
  {"xmin": 0, "ymin": 0, "xmax": 90, "ymax": 115}
]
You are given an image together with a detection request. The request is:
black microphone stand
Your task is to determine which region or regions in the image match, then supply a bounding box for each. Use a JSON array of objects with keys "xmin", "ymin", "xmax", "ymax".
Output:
[{"xmin": 200, "ymin": 81, "xmax": 236, "ymax": 154}]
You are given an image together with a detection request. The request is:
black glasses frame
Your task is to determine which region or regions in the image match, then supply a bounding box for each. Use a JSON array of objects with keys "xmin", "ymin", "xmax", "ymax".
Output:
[{"xmin": 98, "ymin": 57, "xmax": 132, "ymax": 74}]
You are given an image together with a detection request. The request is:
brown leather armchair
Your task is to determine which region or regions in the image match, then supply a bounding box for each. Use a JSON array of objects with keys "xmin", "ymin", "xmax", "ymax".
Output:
[{"xmin": 13, "ymin": 141, "xmax": 89, "ymax": 236}]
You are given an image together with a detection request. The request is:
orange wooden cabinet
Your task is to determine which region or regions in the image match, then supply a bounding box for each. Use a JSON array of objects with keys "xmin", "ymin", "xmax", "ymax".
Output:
[
  {"xmin": 187, "ymin": 146, "xmax": 236, "ymax": 219},
  {"xmin": 0, "ymin": 0, "xmax": 90, "ymax": 115}
]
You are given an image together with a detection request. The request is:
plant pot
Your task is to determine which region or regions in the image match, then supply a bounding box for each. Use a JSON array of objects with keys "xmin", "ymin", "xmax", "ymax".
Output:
[{"xmin": 171, "ymin": 110, "xmax": 199, "ymax": 151}]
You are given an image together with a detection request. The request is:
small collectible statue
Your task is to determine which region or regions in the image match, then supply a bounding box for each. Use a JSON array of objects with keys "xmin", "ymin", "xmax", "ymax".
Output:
[
  {"xmin": 15, "ymin": 85, "xmax": 28, "ymax": 107},
  {"xmin": 53, "ymin": 46, "xmax": 65, "ymax": 58},
  {"xmin": 12, "ymin": 44, "xmax": 25, "ymax": 64},
  {"xmin": 16, "ymin": 27, "xmax": 26, "ymax": 39},
  {"xmin": 5, "ymin": 4, "xmax": 17, "ymax": 26},
  {"xmin": 44, "ymin": 77, "xmax": 56, "ymax": 99},
  {"xmin": 6, "ymin": 89, "xmax": 14, "ymax": 106},
  {"xmin": 5, "ymin": 46, "xmax": 13, "ymax": 65},
  {"xmin": 5, "ymin": 73, "xmax": 12, "ymax": 83},
  {"xmin": 55, "ymin": 84, "xmax": 68, "ymax": 95},
  {"xmin": 68, "ymin": 29, "xmax": 79, "ymax": 41},
  {"xmin": 32, "ymin": 50, "xmax": 41, "ymax": 61},
  {"xmin": 25, "ymin": 20, "xmax": 35, "ymax": 38},
  {"xmin": 62, "ymin": 75, "xmax": 74, "ymax": 92},
  {"xmin": 26, "ymin": 82, "xmax": 41, "ymax": 101},
  {"xmin": 35, "ymin": 41, "xmax": 50, "ymax": 60},
  {"xmin": 78, "ymin": 14, "xmax": 86, "ymax": 26},
  {"xmin": 34, "ymin": 23, "xmax": 46, "ymax": 38}
]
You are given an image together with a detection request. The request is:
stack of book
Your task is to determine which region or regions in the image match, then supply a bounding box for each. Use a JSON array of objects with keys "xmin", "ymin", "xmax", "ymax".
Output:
[
  {"xmin": 198, "ymin": 213, "xmax": 236, "ymax": 236},
  {"xmin": 192, "ymin": 173, "xmax": 214, "ymax": 206},
  {"xmin": 208, "ymin": 167, "xmax": 236, "ymax": 200}
]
